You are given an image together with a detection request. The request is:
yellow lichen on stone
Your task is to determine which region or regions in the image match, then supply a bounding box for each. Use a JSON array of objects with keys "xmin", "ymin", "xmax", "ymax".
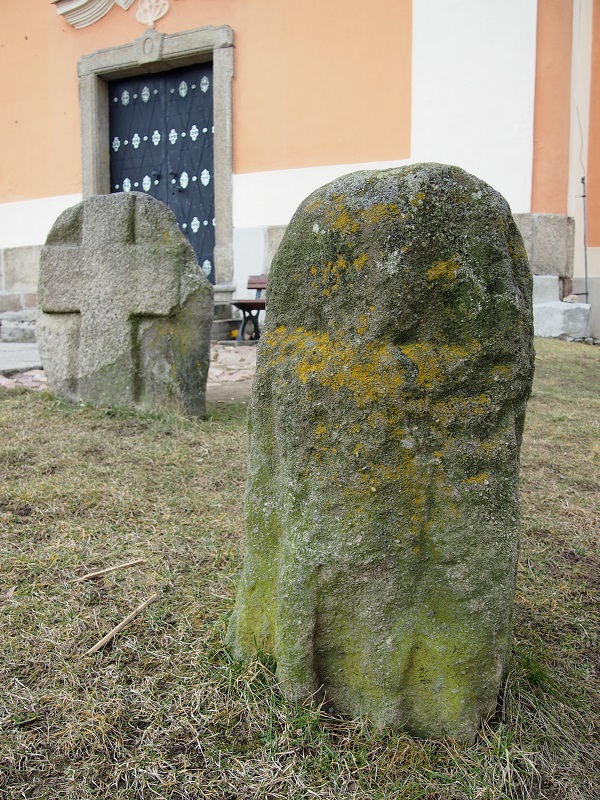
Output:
[
  {"xmin": 264, "ymin": 326, "xmax": 406, "ymax": 408},
  {"xmin": 324, "ymin": 194, "xmax": 360, "ymax": 235},
  {"xmin": 400, "ymin": 341, "xmax": 481, "ymax": 390},
  {"xmin": 356, "ymin": 314, "xmax": 369, "ymax": 335},
  {"xmin": 332, "ymin": 209, "xmax": 360, "ymax": 234},
  {"xmin": 409, "ymin": 191, "xmax": 426, "ymax": 207},
  {"xmin": 466, "ymin": 473, "xmax": 490, "ymax": 485},
  {"xmin": 362, "ymin": 202, "xmax": 400, "ymax": 224},
  {"xmin": 322, "ymin": 196, "xmax": 403, "ymax": 236},
  {"xmin": 427, "ymin": 256, "xmax": 461, "ymax": 285},
  {"xmin": 353, "ymin": 254, "xmax": 368, "ymax": 272},
  {"xmin": 309, "ymin": 255, "xmax": 349, "ymax": 296}
]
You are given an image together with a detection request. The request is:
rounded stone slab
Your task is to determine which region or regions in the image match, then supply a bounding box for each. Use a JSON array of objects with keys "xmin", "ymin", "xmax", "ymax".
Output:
[
  {"xmin": 226, "ymin": 163, "xmax": 535, "ymax": 742},
  {"xmin": 37, "ymin": 192, "xmax": 213, "ymax": 417}
]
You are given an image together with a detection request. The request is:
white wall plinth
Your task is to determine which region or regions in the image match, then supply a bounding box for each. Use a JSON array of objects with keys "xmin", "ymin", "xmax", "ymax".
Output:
[{"xmin": 533, "ymin": 276, "xmax": 590, "ymax": 338}]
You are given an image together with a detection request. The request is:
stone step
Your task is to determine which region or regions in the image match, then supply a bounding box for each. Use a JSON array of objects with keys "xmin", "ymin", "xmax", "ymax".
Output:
[
  {"xmin": 0, "ymin": 310, "xmax": 37, "ymax": 343},
  {"xmin": 532, "ymin": 275, "xmax": 591, "ymax": 339}
]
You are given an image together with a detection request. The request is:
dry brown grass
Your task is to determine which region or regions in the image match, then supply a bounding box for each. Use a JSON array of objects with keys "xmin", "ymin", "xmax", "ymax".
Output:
[{"xmin": 0, "ymin": 337, "xmax": 598, "ymax": 799}]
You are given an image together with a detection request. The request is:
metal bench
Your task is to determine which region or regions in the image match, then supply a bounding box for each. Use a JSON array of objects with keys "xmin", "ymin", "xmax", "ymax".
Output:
[{"xmin": 232, "ymin": 274, "xmax": 267, "ymax": 341}]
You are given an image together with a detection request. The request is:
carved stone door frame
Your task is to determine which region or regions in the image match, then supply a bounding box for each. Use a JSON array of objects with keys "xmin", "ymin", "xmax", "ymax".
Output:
[{"xmin": 78, "ymin": 26, "xmax": 234, "ymax": 301}]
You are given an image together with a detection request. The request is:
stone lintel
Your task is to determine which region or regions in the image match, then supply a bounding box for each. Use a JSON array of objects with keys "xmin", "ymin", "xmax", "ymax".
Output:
[
  {"xmin": 161, "ymin": 26, "xmax": 234, "ymax": 61},
  {"xmin": 78, "ymin": 26, "xmax": 233, "ymax": 77}
]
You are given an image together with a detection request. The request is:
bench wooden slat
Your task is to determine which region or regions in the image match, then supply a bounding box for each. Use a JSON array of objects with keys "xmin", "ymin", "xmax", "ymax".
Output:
[{"xmin": 247, "ymin": 275, "xmax": 268, "ymax": 290}]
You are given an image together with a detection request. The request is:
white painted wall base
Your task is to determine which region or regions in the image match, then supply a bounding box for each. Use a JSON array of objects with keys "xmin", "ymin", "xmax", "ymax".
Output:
[{"xmin": 0, "ymin": 195, "xmax": 82, "ymax": 250}]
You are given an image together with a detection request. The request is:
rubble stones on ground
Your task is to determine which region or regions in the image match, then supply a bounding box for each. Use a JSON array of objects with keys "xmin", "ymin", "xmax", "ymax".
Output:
[
  {"xmin": 206, "ymin": 343, "xmax": 257, "ymax": 384},
  {"xmin": 226, "ymin": 163, "xmax": 535, "ymax": 742},
  {"xmin": 0, "ymin": 369, "xmax": 47, "ymax": 391}
]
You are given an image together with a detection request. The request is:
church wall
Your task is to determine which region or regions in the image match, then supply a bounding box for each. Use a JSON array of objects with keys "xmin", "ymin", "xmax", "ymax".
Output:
[{"xmin": 0, "ymin": 0, "xmax": 598, "ymax": 309}]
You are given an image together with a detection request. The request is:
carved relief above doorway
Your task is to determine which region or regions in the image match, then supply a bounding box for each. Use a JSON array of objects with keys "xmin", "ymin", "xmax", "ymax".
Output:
[{"xmin": 53, "ymin": 0, "xmax": 172, "ymax": 29}]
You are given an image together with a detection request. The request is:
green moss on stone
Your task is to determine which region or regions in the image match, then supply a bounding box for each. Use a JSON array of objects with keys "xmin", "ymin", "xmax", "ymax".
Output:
[{"xmin": 226, "ymin": 163, "xmax": 534, "ymax": 742}]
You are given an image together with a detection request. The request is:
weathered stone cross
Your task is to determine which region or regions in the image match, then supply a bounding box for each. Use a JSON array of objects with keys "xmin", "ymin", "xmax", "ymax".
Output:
[{"xmin": 38, "ymin": 192, "xmax": 213, "ymax": 414}]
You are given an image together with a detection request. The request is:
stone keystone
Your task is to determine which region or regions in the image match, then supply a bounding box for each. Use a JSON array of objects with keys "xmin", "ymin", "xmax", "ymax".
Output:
[
  {"xmin": 37, "ymin": 193, "xmax": 213, "ymax": 416},
  {"xmin": 226, "ymin": 163, "xmax": 535, "ymax": 742}
]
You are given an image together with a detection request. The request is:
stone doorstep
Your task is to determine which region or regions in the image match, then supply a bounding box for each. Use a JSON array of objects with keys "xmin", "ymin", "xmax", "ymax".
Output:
[
  {"xmin": 1, "ymin": 341, "xmax": 254, "ymax": 381},
  {"xmin": 0, "ymin": 342, "xmax": 43, "ymax": 376}
]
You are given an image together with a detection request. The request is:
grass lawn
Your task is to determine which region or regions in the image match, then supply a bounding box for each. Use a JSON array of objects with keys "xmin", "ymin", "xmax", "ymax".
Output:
[{"xmin": 0, "ymin": 337, "xmax": 598, "ymax": 799}]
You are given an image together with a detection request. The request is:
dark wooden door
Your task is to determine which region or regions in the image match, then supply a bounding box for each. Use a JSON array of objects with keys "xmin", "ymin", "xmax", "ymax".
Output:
[{"xmin": 109, "ymin": 63, "xmax": 215, "ymax": 283}]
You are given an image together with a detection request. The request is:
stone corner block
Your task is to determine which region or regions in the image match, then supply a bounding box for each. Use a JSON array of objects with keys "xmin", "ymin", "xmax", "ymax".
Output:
[
  {"xmin": 0, "ymin": 293, "xmax": 24, "ymax": 313},
  {"xmin": 2, "ymin": 245, "xmax": 42, "ymax": 292},
  {"xmin": 533, "ymin": 301, "xmax": 590, "ymax": 339},
  {"xmin": 513, "ymin": 213, "xmax": 574, "ymax": 277}
]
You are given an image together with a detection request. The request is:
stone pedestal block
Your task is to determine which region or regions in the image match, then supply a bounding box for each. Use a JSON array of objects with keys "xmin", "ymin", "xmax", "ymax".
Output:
[{"xmin": 513, "ymin": 213, "xmax": 574, "ymax": 278}]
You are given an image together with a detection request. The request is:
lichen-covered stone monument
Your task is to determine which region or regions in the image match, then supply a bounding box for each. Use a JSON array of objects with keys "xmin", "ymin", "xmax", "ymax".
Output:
[
  {"xmin": 37, "ymin": 193, "xmax": 213, "ymax": 417},
  {"xmin": 226, "ymin": 163, "xmax": 535, "ymax": 741}
]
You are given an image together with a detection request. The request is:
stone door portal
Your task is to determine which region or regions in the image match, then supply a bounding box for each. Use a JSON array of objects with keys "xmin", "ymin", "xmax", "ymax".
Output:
[{"xmin": 109, "ymin": 63, "xmax": 216, "ymax": 283}]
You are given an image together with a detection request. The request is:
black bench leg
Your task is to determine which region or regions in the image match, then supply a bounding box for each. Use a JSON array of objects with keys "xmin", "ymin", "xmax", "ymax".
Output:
[{"xmin": 237, "ymin": 309, "xmax": 261, "ymax": 341}]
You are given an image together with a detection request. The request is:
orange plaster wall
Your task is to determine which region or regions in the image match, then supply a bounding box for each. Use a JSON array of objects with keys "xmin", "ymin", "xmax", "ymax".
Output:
[
  {"xmin": 531, "ymin": 0, "xmax": 573, "ymax": 214},
  {"xmin": 588, "ymin": 0, "xmax": 600, "ymax": 245},
  {"xmin": 0, "ymin": 0, "xmax": 411, "ymax": 204}
]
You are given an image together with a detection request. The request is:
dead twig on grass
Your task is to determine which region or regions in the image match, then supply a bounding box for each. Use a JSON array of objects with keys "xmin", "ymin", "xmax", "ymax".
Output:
[
  {"xmin": 69, "ymin": 558, "xmax": 146, "ymax": 583},
  {"xmin": 84, "ymin": 592, "xmax": 160, "ymax": 656}
]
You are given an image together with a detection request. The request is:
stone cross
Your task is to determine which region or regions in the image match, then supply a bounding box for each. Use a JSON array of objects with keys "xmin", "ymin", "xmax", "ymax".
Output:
[
  {"xmin": 38, "ymin": 192, "xmax": 213, "ymax": 416},
  {"xmin": 226, "ymin": 163, "xmax": 535, "ymax": 742}
]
